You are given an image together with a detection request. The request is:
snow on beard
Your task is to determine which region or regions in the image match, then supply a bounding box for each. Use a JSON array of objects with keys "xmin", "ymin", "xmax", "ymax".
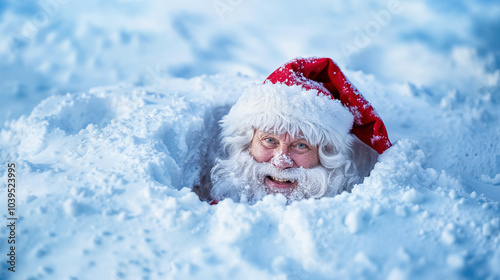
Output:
[{"xmin": 211, "ymin": 149, "xmax": 329, "ymax": 204}]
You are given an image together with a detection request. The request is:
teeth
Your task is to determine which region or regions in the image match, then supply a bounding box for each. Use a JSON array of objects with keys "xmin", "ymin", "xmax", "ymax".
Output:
[{"xmin": 270, "ymin": 176, "xmax": 292, "ymax": 183}]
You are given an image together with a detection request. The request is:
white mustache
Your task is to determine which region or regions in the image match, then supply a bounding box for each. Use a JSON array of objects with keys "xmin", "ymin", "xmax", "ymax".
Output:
[
  {"xmin": 255, "ymin": 163, "xmax": 303, "ymax": 181},
  {"xmin": 253, "ymin": 162, "xmax": 326, "ymax": 183},
  {"xmin": 238, "ymin": 152, "xmax": 329, "ymax": 196},
  {"xmin": 211, "ymin": 150, "xmax": 332, "ymax": 203}
]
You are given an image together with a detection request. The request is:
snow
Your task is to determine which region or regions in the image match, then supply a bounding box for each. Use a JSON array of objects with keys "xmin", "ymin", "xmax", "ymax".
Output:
[
  {"xmin": 271, "ymin": 152, "xmax": 294, "ymax": 168},
  {"xmin": 1, "ymin": 0, "xmax": 500, "ymax": 279}
]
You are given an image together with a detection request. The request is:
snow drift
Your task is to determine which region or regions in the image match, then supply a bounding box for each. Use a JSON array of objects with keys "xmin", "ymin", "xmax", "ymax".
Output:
[
  {"xmin": 1, "ymin": 71, "xmax": 499, "ymax": 279},
  {"xmin": 1, "ymin": 0, "xmax": 500, "ymax": 279}
]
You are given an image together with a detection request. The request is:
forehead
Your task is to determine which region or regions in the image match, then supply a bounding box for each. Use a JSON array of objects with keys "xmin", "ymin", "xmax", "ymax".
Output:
[{"xmin": 254, "ymin": 129, "xmax": 309, "ymax": 142}]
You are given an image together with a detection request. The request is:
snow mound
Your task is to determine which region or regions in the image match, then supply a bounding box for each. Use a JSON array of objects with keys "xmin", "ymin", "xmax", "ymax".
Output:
[{"xmin": 1, "ymin": 73, "xmax": 499, "ymax": 279}]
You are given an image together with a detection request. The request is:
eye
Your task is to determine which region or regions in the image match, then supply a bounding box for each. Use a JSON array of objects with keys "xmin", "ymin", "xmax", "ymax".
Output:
[
  {"xmin": 297, "ymin": 143, "xmax": 308, "ymax": 149},
  {"xmin": 261, "ymin": 137, "xmax": 278, "ymax": 148},
  {"xmin": 265, "ymin": 138, "xmax": 275, "ymax": 144}
]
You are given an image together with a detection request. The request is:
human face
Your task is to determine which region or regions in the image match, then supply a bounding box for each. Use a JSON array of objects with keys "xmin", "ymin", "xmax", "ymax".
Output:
[{"xmin": 249, "ymin": 129, "xmax": 320, "ymax": 192}]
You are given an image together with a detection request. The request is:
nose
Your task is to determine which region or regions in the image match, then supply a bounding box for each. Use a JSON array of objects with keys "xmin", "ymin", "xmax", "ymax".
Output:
[{"xmin": 271, "ymin": 146, "xmax": 294, "ymax": 169}]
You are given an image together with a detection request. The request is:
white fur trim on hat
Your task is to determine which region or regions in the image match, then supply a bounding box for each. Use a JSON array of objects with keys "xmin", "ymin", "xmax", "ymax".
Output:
[{"xmin": 221, "ymin": 82, "xmax": 354, "ymax": 146}]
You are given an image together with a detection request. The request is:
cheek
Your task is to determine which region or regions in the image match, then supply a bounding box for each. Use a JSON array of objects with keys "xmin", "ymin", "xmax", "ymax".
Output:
[
  {"xmin": 294, "ymin": 152, "xmax": 320, "ymax": 168},
  {"xmin": 250, "ymin": 143, "xmax": 273, "ymax": 163}
]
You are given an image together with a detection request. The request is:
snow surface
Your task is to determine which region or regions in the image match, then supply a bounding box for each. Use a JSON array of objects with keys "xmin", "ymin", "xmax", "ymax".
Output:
[{"xmin": 1, "ymin": 0, "xmax": 500, "ymax": 279}]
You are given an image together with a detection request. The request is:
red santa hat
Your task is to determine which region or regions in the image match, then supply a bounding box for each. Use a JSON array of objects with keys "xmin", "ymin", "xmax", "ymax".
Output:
[{"xmin": 221, "ymin": 57, "xmax": 391, "ymax": 154}]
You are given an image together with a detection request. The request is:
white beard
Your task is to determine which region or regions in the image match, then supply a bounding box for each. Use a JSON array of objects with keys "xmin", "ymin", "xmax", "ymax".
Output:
[{"xmin": 210, "ymin": 150, "xmax": 336, "ymax": 204}]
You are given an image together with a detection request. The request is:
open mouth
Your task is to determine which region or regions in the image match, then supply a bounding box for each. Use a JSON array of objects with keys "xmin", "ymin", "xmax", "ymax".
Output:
[
  {"xmin": 268, "ymin": 176, "xmax": 293, "ymax": 183},
  {"xmin": 265, "ymin": 176, "xmax": 297, "ymax": 189}
]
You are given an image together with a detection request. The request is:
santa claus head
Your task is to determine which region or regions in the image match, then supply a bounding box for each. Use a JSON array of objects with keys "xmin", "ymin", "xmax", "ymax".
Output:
[{"xmin": 210, "ymin": 57, "xmax": 391, "ymax": 203}]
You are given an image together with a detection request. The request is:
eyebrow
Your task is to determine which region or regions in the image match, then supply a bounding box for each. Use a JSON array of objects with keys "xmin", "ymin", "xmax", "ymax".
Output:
[
  {"xmin": 259, "ymin": 133, "xmax": 276, "ymax": 139},
  {"xmin": 260, "ymin": 133, "xmax": 311, "ymax": 145}
]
